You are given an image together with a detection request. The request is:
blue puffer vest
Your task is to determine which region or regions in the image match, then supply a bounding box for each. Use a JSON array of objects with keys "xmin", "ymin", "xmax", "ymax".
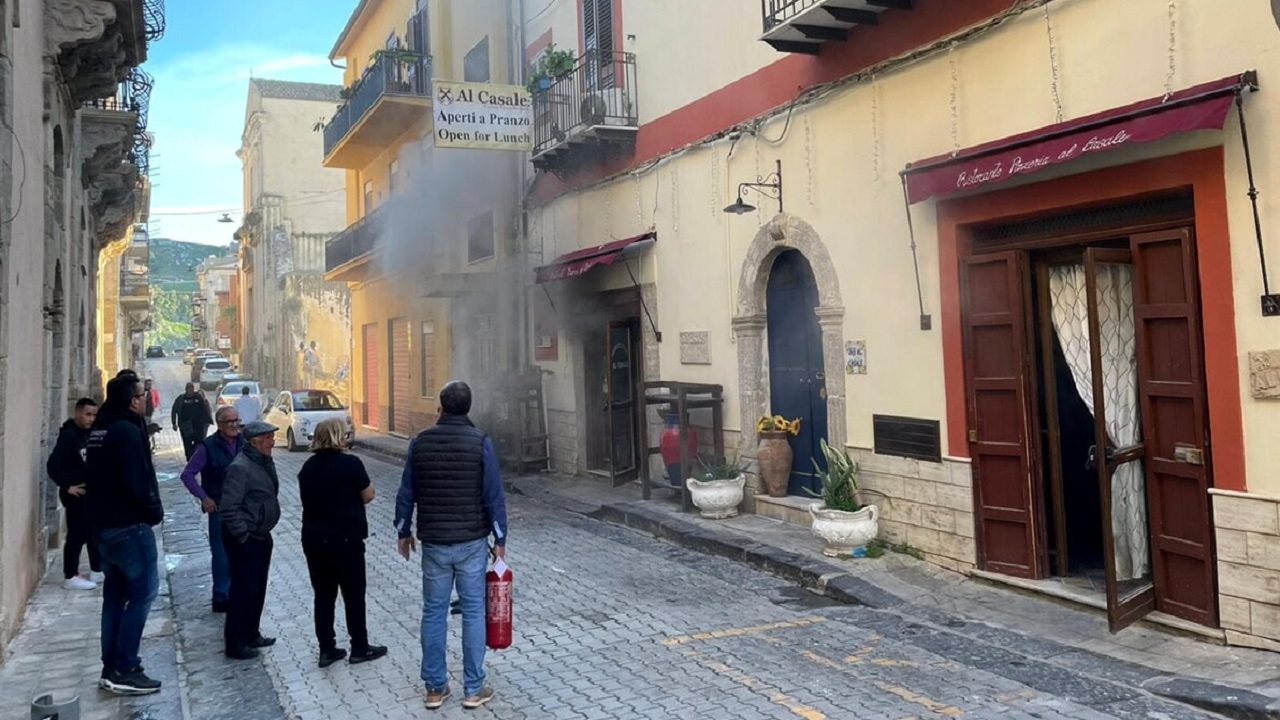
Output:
[{"xmin": 200, "ymin": 434, "xmax": 244, "ymax": 503}]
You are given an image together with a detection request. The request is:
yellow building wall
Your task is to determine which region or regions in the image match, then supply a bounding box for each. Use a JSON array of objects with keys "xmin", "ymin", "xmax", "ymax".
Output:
[
  {"xmin": 349, "ymin": 274, "xmax": 452, "ymax": 434},
  {"xmin": 529, "ymin": 0, "xmax": 1280, "ymax": 497}
]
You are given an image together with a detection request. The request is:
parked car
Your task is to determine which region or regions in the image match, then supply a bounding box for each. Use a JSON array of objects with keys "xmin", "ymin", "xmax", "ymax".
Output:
[
  {"xmin": 264, "ymin": 390, "xmax": 354, "ymax": 452},
  {"xmin": 198, "ymin": 358, "xmax": 233, "ymax": 389},
  {"xmin": 145, "ymin": 345, "xmax": 165, "ymax": 358},
  {"xmin": 191, "ymin": 353, "xmax": 223, "ymax": 383},
  {"xmin": 216, "ymin": 380, "xmax": 264, "ymax": 409},
  {"xmin": 181, "ymin": 347, "xmax": 197, "ymax": 365}
]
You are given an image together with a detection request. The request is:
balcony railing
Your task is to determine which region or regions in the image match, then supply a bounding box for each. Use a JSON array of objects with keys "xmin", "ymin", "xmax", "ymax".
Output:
[
  {"xmin": 760, "ymin": 0, "xmax": 908, "ymax": 54},
  {"xmin": 144, "ymin": 0, "xmax": 166, "ymax": 41},
  {"xmin": 86, "ymin": 68, "xmax": 154, "ymax": 176},
  {"xmin": 323, "ymin": 52, "xmax": 432, "ymax": 160},
  {"xmin": 325, "ymin": 205, "xmax": 388, "ymax": 272},
  {"xmin": 532, "ymin": 50, "xmax": 638, "ymax": 157}
]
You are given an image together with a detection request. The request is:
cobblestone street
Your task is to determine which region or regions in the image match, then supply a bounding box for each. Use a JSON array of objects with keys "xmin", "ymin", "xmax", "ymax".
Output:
[{"xmin": 0, "ymin": 361, "xmax": 1247, "ymax": 719}]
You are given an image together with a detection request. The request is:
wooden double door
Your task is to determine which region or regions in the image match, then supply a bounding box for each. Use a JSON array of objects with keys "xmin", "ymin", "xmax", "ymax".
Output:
[{"xmin": 962, "ymin": 226, "xmax": 1217, "ymax": 631}]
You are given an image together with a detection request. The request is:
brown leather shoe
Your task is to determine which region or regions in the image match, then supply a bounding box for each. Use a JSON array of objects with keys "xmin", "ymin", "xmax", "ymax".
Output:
[
  {"xmin": 462, "ymin": 686, "xmax": 495, "ymax": 709},
  {"xmin": 424, "ymin": 686, "xmax": 451, "ymax": 710}
]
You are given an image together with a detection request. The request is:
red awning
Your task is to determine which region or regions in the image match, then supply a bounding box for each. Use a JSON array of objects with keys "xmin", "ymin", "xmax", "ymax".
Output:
[
  {"xmin": 534, "ymin": 231, "xmax": 656, "ymax": 284},
  {"xmin": 902, "ymin": 72, "xmax": 1258, "ymax": 204}
]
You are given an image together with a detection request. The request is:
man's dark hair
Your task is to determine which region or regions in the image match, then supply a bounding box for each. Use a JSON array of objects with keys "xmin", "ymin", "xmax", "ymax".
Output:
[
  {"xmin": 241, "ymin": 385, "xmax": 250, "ymax": 395},
  {"xmin": 74, "ymin": 397, "xmax": 98, "ymax": 410},
  {"xmin": 439, "ymin": 381, "xmax": 472, "ymax": 416},
  {"xmin": 185, "ymin": 382, "xmax": 195, "ymax": 392},
  {"xmin": 116, "ymin": 368, "xmax": 139, "ymax": 381},
  {"xmin": 104, "ymin": 376, "xmax": 140, "ymax": 412}
]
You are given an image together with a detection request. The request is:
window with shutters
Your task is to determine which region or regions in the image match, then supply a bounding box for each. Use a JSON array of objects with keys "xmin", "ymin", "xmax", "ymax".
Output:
[
  {"xmin": 420, "ymin": 321, "xmax": 435, "ymax": 397},
  {"xmin": 582, "ymin": 0, "xmax": 615, "ymax": 90},
  {"xmin": 464, "ymin": 36, "xmax": 490, "ymax": 82}
]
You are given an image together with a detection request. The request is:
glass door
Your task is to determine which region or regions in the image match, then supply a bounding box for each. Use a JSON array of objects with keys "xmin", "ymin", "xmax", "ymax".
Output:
[{"xmin": 606, "ymin": 320, "xmax": 638, "ymax": 485}]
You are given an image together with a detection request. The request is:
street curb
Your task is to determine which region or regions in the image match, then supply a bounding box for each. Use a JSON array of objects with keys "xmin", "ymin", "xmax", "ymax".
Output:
[{"xmin": 509, "ymin": 478, "xmax": 1271, "ymax": 720}]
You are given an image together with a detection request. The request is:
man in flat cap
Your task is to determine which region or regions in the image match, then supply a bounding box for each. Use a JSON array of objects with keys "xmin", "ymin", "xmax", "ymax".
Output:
[{"xmin": 220, "ymin": 420, "xmax": 281, "ymax": 660}]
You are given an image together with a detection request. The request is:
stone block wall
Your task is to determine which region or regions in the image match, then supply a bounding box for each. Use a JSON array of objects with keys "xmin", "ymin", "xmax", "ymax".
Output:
[
  {"xmin": 851, "ymin": 449, "xmax": 977, "ymax": 574},
  {"xmin": 1211, "ymin": 489, "xmax": 1280, "ymax": 651},
  {"xmin": 547, "ymin": 408, "xmax": 579, "ymax": 474}
]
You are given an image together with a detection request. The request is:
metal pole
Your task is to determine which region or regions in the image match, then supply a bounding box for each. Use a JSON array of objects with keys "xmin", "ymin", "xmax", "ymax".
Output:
[{"xmin": 1236, "ymin": 91, "xmax": 1273, "ymax": 298}]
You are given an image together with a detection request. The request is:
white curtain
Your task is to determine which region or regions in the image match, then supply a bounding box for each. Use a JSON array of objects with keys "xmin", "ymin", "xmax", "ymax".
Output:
[{"xmin": 1048, "ymin": 263, "xmax": 1149, "ymax": 582}]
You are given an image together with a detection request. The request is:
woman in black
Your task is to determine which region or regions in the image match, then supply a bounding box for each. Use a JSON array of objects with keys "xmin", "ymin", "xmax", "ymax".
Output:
[{"xmin": 297, "ymin": 419, "xmax": 387, "ymax": 668}]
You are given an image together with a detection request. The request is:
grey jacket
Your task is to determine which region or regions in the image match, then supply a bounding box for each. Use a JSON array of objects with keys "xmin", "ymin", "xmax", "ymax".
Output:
[{"xmin": 220, "ymin": 449, "xmax": 281, "ymax": 542}]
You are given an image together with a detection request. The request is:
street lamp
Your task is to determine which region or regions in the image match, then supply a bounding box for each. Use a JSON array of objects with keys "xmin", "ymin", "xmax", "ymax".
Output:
[{"xmin": 724, "ymin": 160, "xmax": 784, "ymax": 215}]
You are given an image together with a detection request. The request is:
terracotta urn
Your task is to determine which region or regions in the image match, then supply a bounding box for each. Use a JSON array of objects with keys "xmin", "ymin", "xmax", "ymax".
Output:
[{"xmin": 756, "ymin": 431, "xmax": 793, "ymax": 497}]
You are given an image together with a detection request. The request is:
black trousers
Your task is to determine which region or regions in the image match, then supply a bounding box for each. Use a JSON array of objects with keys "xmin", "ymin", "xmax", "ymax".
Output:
[
  {"xmin": 63, "ymin": 501, "xmax": 100, "ymax": 579},
  {"xmin": 303, "ymin": 538, "xmax": 368, "ymax": 651},
  {"xmin": 180, "ymin": 429, "xmax": 207, "ymax": 460},
  {"xmin": 225, "ymin": 535, "xmax": 272, "ymax": 651}
]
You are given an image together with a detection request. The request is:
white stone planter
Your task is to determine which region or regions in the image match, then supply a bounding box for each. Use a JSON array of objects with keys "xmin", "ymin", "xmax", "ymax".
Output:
[
  {"xmin": 685, "ymin": 475, "xmax": 746, "ymax": 519},
  {"xmin": 808, "ymin": 503, "xmax": 879, "ymax": 557}
]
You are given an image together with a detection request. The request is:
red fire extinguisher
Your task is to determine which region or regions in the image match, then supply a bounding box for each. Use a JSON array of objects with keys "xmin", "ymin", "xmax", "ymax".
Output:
[{"xmin": 485, "ymin": 557, "xmax": 513, "ymax": 650}]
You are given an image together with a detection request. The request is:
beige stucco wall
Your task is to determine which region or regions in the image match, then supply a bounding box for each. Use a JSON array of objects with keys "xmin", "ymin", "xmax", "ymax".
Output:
[
  {"xmin": 257, "ymin": 95, "xmax": 347, "ymax": 237},
  {"xmin": 531, "ymin": 0, "xmax": 1280, "ymax": 501}
]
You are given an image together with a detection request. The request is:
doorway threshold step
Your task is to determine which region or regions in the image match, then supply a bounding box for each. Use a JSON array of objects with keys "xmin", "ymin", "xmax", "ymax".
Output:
[
  {"xmin": 970, "ymin": 569, "xmax": 1226, "ymax": 641},
  {"xmin": 753, "ymin": 494, "xmax": 814, "ymax": 528}
]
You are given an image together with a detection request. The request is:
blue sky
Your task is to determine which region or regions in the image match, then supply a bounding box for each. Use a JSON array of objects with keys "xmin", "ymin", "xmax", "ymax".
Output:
[{"xmin": 145, "ymin": 0, "xmax": 353, "ymax": 246}]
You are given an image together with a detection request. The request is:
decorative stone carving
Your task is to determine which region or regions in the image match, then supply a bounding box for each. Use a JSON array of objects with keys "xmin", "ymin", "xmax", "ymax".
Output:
[
  {"xmin": 80, "ymin": 109, "xmax": 138, "ymax": 246},
  {"xmin": 45, "ymin": 0, "xmax": 149, "ymax": 105},
  {"xmin": 1249, "ymin": 350, "xmax": 1280, "ymax": 399},
  {"xmin": 679, "ymin": 331, "xmax": 710, "ymax": 365},
  {"xmin": 44, "ymin": 0, "xmax": 117, "ymax": 58}
]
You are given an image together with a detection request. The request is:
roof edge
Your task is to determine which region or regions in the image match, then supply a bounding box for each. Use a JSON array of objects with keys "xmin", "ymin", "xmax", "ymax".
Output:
[{"xmin": 330, "ymin": 0, "xmax": 377, "ymax": 61}]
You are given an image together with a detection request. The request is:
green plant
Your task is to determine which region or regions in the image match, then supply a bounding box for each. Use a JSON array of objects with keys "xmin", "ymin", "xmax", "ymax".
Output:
[
  {"xmin": 525, "ymin": 44, "xmax": 578, "ymax": 93},
  {"xmin": 806, "ymin": 438, "xmax": 862, "ymax": 513},
  {"xmin": 692, "ymin": 455, "xmax": 747, "ymax": 483},
  {"xmin": 866, "ymin": 539, "xmax": 925, "ymax": 561}
]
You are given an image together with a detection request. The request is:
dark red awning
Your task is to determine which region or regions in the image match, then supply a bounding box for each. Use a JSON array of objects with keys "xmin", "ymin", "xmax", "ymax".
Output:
[
  {"xmin": 534, "ymin": 231, "xmax": 656, "ymax": 284},
  {"xmin": 903, "ymin": 72, "xmax": 1258, "ymax": 204}
]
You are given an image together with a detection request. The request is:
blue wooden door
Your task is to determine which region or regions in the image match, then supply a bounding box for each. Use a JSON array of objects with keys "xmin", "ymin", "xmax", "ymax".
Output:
[{"xmin": 767, "ymin": 250, "xmax": 828, "ymax": 496}]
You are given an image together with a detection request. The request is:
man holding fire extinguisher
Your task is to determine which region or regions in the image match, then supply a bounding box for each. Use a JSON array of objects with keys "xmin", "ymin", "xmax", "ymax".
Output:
[{"xmin": 395, "ymin": 381, "xmax": 508, "ymax": 711}]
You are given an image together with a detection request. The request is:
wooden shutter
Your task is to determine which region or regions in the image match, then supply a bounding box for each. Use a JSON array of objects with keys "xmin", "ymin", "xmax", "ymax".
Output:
[
  {"xmin": 1129, "ymin": 228, "xmax": 1217, "ymax": 627},
  {"xmin": 362, "ymin": 323, "xmax": 380, "ymax": 429},
  {"xmin": 389, "ymin": 318, "xmax": 411, "ymax": 433},
  {"xmin": 962, "ymin": 252, "xmax": 1043, "ymax": 579}
]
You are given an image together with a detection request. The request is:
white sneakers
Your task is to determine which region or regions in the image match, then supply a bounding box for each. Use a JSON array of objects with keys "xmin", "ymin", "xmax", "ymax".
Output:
[
  {"xmin": 64, "ymin": 576, "xmax": 97, "ymax": 591},
  {"xmin": 89, "ymin": 571, "xmax": 105, "ymax": 583}
]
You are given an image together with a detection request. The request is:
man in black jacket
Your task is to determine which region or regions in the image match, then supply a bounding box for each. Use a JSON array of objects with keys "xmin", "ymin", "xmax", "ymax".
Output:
[
  {"xmin": 85, "ymin": 375, "xmax": 164, "ymax": 696},
  {"xmin": 47, "ymin": 398, "xmax": 101, "ymax": 590},
  {"xmin": 172, "ymin": 382, "xmax": 213, "ymax": 459}
]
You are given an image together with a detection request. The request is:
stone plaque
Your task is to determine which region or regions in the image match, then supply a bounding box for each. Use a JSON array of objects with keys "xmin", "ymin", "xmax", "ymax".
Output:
[
  {"xmin": 1250, "ymin": 349, "xmax": 1280, "ymax": 399},
  {"xmin": 845, "ymin": 339, "xmax": 866, "ymax": 375},
  {"xmin": 680, "ymin": 331, "xmax": 711, "ymax": 365}
]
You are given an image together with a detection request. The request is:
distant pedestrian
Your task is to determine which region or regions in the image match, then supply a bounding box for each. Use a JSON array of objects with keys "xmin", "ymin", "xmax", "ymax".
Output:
[
  {"xmin": 85, "ymin": 375, "xmax": 163, "ymax": 695},
  {"xmin": 172, "ymin": 382, "xmax": 214, "ymax": 459},
  {"xmin": 47, "ymin": 398, "xmax": 102, "ymax": 591},
  {"xmin": 180, "ymin": 406, "xmax": 245, "ymax": 614},
  {"xmin": 396, "ymin": 381, "xmax": 507, "ymax": 710},
  {"xmin": 298, "ymin": 418, "xmax": 387, "ymax": 668},
  {"xmin": 143, "ymin": 379, "xmax": 159, "ymax": 425},
  {"xmin": 234, "ymin": 385, "xmax": 262, "ymax": 425},
  {"xmin": 220, "ymin": 420, "xmax": 281, "ymax": 660}
]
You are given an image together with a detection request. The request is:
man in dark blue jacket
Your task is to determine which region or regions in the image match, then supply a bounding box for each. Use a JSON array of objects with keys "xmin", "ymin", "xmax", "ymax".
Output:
[
  {"xmin": 180, "ymin": 406, "xmax": 244, "ymax": 612},
  {"xmin": 85, "ymin": 375, "xmax": 163, "ymax": 696},
  {"xmin": 395, "ymin": 381, "xmax": 507, "ymax": 711},
  {"xmin": 47, "ymin": 398, "xmax": 100, "ymax": 590}
]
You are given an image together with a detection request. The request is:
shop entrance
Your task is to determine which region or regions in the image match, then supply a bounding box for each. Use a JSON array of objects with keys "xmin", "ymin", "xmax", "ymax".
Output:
[
  {"xmin": 962, "ymin": 196, "xmax": 1217, "ymax": 630},
  {"xmin": 583, "ymin": 297, "xmax": 642, "ymax": 486}
]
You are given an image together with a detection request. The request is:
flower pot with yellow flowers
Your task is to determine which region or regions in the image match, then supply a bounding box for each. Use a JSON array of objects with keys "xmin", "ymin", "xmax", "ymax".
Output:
[{"xmin": 755, "ymin": 415, "xmax": 800, "ymax": 497}]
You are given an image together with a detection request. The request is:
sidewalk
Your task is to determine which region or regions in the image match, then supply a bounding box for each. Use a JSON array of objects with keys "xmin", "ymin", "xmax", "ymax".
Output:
[{"xmin": 354, "ymin": 429, "xmax": 1280, "ymax": 719}]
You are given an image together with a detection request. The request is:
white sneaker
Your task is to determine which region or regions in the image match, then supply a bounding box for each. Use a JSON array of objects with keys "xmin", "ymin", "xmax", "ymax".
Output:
[
  {"xmin": 64, "ymin": 576, "xmax": 97, "ymax": 590},
  {"xmin": 89, "ymin": 571, "xmax": 105, "ymax": 583}
]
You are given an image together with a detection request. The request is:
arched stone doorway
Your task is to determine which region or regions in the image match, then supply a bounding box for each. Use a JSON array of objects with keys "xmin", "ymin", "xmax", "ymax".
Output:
[{"xmin": 733, "ymin": 214, "xmax": 846, "ymax": 496}]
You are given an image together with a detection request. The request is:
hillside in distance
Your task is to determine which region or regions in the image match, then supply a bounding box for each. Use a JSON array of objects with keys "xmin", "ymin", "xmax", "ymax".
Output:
[{"xmin": 149, "ymin": 237, "xmax": 232, "ymax": 294}]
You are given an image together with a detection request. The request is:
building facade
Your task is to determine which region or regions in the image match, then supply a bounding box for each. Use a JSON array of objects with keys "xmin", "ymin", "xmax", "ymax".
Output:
[
  {"xmin": 195, "ymin": 254, "xmax": 239, "ymax": 355},
  {"xmin": 519, "ymin": 0, "xmax": 1280, "ymax": 649},
  {"xmin": 1, "ymin": 0, "xmax": 161, "ymax": 650},
  {"xmin": 237, "ymin": 79, "xmax": 352, "ymax": 399},
  {"xmin": 323, "ymin": 0, "xmax": 524, "ymax": 437}
]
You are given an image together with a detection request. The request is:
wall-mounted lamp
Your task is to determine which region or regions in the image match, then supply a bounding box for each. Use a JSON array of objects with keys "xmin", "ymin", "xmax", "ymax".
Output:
[{"xmin": 724, "ymin": 160, "xmax": 784, "ymax": 215}]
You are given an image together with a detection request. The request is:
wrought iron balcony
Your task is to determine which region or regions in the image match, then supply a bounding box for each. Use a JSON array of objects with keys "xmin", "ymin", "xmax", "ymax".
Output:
[
  {"xmin": 761, "ymin": 0, "xmax": 912, "ymax": 54},
  {"xmin": 143, "ymin": 0, "xmax": 166, "ymax": 41},
  {"xmin": 322, "ymin": 52, "xmax": 432, "ymax": 169},
  {"xmin": 531, "ymin": 50, "xmax": 638, "ymax": 175},
  {"xmin": 87, "ymin": 68, "xmax": 154, "ymax": 175},
  {"xmin": 325, "ymin": 205, "xmax": 388, "ymax": 277}
]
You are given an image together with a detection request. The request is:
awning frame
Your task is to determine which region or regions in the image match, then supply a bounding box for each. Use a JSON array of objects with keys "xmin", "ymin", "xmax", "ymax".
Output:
[{"xmin": 535, "ymin": 231, "xmax": 664, "ymax": 342}]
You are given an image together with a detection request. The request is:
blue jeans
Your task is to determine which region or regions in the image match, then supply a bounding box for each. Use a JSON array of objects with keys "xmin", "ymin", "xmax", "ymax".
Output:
[
  {"xmin": 96, "ymin": 524, "xmax": 159, "ymax": 673},
  {"xmin": 420, "ymin": 538, "xmax": 488, "ymax": 696},
  {"xmin": 208, "ymin": 511, "xmax": 230, "ymax": 601}
]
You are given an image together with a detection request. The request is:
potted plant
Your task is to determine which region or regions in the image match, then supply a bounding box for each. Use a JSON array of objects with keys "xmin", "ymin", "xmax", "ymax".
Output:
[
  {"xmin": 685, "ymin": 456, "xmax": 747, "ymax": 520},
  {"xmin": 806, "ymin": 439, "xmax": 879, "ymax": 557},
  {"xmin": 755, "ymin": 414, "xmax": 800, "ymax": 497},
  {"xmin": 526, "ymin": 44, "xmax": 577, "ymax": 93}
]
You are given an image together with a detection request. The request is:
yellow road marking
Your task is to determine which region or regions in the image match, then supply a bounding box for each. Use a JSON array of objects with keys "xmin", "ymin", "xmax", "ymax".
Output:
[
  {"xmin": 877, "ymin": 683, "xmax": 964, "ymax": 718},
  {"xmin": 661, "ymin": 617, "xmax": 828, "ymax": 646},
  {"xmin": 683, "ymin": 649, "xmax": 827, "ymax": 720}
]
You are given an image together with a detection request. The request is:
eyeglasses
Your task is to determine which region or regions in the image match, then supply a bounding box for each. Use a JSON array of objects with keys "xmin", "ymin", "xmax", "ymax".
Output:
[{"xmin": 218, "ymin": 419, "xmax": 240, "ymax": 425}]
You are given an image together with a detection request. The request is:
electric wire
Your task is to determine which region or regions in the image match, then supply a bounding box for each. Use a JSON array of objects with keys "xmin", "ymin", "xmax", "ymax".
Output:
[{"xmin": 1, "ymin": 114, "xmax": 27, "ymax": 225}]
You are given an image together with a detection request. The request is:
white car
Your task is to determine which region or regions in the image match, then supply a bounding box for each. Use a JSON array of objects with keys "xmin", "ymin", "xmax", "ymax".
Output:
[
  {"xmin": 216, "ymin": 380, "xmax": 265, "ymax": 410},
  {"xmin": 199, "ymin": 358, "xmax": 233, "ymax": 390},
  {"xmin": 264, "ymin": 390, "xmax": 354, "ymax": 452}
]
